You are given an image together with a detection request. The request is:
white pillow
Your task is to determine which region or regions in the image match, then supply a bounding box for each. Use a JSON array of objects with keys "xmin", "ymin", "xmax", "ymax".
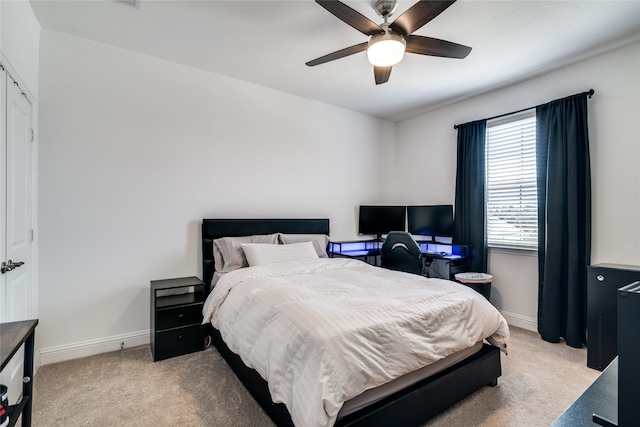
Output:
[
  {"xmin": 278, "ymin": 233, "xmax": 330, "ymax": 258},
  {"xmin": 242, "ymin": 241, "xmax": 319, "ymax": 267}
]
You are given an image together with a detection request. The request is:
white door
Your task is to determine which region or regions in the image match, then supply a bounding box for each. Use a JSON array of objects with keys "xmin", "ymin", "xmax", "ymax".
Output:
[{"xmin": 0, "ymin": 69, "xmax": 34, "ymax": 404}]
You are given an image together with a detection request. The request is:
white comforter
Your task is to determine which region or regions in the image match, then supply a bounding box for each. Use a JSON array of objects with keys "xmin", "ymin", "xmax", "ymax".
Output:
[{"xmin": 203, "ymin": 258, "xmax": 509, "ymax": 427}]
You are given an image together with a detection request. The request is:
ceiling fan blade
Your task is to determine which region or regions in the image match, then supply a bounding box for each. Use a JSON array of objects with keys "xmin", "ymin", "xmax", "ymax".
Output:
[
  {"xmin": 306, "ymin": 42, "xmax": 369, "ymax": 67},
  {"xmin": 390, "ymin": 0, "xmax": 456, "ymax": 36},
  {"xmin": 374, "ymin": 66, "xmax": 392, "ymax": 85},
  {"xmin": 405, "ymin": 35, "xmax": 471, "ymax": 59},
  {"xmin": 316, "ymin": 0, "xmax": 383, "ymax": 36}
]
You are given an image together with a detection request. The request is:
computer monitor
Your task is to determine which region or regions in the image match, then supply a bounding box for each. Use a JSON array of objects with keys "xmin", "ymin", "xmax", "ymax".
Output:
[
  {"xmin": 358, "ymin": 206, "xmax": 406, "ymax": 241},
  {"xmin": 407, "ymin": 205, "xmax": 454, "ymax": 241}
]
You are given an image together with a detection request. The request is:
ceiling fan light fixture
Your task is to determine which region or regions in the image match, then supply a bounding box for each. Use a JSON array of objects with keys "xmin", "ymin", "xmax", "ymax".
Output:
[{"xmin": 367, "ymin": 32, "xmax": 406, "ymax": 67}]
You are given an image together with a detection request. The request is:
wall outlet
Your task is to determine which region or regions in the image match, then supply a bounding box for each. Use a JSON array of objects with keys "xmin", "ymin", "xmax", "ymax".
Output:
[{"xmin": 120, "ymin": 342, "xmax": 124, "ymax": 349}]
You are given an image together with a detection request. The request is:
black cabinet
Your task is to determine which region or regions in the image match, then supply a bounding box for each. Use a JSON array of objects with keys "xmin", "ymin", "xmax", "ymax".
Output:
[
  {"xmin": 587, "ymin": 263, "xmax": 640, "ymax": 370},
  {"xmin": 150, "ymin": 276, "xmax": 205, "ymax": 362}
]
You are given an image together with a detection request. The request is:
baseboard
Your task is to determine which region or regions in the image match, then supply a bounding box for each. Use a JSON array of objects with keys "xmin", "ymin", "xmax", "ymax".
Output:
[
  {"xmin": 39, "ymin": 329, "xmax": 150, "ymax": 366},
  {"xmin": 500, "ymin": 310, "xmax": 537, "ymax": 332}
]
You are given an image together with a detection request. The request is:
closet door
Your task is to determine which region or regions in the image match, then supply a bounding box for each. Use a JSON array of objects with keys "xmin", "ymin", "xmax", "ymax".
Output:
[
  {"xmin": 0, "ymin": 72, "xmax": 5, "ymax": 319},
  {"xmin": 1, "ymin": 70, "xmax": 32, "ymax": 322},
  {"xmin": 0, "ymin": 69, "xmax": 34, "ymax": 404}
]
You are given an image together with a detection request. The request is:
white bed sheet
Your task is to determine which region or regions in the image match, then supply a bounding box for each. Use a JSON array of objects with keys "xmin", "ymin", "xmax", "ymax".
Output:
[{"xmin": 203, "ymin": 258, "xmax": 509, "ymax": 427}]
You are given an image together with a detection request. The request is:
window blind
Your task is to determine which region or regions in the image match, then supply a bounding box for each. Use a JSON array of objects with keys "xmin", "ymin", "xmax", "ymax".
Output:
[{"xmin": 485, "ymin": 111, "xmax": 537, "ymax": 249}]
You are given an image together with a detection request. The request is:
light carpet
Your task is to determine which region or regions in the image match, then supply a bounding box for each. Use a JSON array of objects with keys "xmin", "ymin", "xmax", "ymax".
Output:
[{"xmin": 32, "ymin": 326, "xmax": 599, "ymax": 426}]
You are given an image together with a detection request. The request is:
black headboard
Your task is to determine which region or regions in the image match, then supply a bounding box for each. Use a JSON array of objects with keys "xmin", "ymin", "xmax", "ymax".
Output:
[{"xmin": 202, "ymin": 218, "xmax": 330, "ymax": 293}]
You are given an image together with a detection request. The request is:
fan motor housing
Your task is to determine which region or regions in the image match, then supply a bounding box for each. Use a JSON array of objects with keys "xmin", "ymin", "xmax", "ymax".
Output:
[{"xmin": 374, "ymin": 0, "xmax": 398, "ymax": 17}]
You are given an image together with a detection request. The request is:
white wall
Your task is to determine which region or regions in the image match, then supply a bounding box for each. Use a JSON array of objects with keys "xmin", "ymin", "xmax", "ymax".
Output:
[
  {"xmin": 35, "ymin": 23, "xmax": 640, "ymax": 360},
  {"xmin": 37, "ymin": 29, "xmax": 396, "ymax": 363},
  {"xmin": 395, "ymin": 42, "xmax": 640, "ymax": 330}
]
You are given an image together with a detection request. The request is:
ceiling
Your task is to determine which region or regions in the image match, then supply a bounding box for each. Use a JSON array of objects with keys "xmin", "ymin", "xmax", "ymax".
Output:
[{"xmin": 30, "ymin": 0, "xmax": 640, "ymax": 122}]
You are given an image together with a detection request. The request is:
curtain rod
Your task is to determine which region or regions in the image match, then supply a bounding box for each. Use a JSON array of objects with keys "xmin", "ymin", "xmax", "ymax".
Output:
[{"xmin": 453, "ymin": 89, "xmax": 594, "ymax": 130}]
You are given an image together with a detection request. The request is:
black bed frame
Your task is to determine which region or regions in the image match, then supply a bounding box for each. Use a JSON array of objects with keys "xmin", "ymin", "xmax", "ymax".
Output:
[{"xmin": 201, "ymin": 218, "xmax": 501, "ymax": 427}]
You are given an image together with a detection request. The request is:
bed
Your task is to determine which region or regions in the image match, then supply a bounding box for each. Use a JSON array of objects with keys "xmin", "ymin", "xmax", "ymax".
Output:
[{"xmin": 201, "ymin": 218, "xmax": 508, "ymax": 427}]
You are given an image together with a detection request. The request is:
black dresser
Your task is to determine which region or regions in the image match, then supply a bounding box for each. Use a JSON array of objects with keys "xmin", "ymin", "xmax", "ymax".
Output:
[
  {"xmin": 551, "ymin": 357, "xmax": 617, "ymax": 426},
  {"xmin": 587, "ymin": 263, "xmax": 640, "ymax": 370}
]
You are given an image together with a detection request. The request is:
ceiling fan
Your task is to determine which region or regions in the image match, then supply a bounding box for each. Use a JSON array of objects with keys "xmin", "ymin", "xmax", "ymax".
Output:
[{"xmin": 306, "ymin": 0, "xmax": 472, "ymax": 85}]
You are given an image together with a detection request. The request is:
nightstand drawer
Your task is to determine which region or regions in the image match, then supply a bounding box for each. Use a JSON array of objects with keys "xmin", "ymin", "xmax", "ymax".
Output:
[
  {"xmin": 155, "ymin": 324, "xmax": 203, "ymax": 351},
  {"xmin": 156, "ymin": 304, "xmax": 203, "ymax": 331}
]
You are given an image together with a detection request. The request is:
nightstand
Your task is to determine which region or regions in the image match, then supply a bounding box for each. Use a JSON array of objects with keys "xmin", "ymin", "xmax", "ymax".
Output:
[{"xmin": 150, "ymin": 276, "xmax": 205, "ymax": 362}]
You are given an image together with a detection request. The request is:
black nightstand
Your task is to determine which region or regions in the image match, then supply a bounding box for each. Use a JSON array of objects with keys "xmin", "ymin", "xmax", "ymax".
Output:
[{"xmin": 150, "ymin": 276, "xmax": 205, "ymax": 362}]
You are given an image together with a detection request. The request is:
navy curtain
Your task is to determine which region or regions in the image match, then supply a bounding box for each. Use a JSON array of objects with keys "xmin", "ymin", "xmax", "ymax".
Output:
[
  {"xmin": 453, "ymin": 120, "xmax": 487, "ymax": 273},
  {"xmin": 536, "ymin": 93, "xmax": 591, "ymax": 348}
]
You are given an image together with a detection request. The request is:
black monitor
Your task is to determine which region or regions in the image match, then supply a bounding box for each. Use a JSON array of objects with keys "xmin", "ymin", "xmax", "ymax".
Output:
[
  {"xmin": 358, "ymin": 205, "xmax": 406, "ymax": 241},
  {"xmin": 407, "ymin": 205, "xmax": 454, "ymax": 240}
]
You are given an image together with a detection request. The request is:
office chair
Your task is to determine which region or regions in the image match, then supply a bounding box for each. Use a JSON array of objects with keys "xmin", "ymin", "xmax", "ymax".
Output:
[{"xmin": 381, "ymin": 232, "xmax": 423, "ymax": 275}]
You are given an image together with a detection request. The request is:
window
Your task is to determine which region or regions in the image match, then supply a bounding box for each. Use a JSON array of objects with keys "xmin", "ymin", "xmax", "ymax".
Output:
[{"xmin": 485, "ymin": 110, "xmax": 537, "ymax": 249}]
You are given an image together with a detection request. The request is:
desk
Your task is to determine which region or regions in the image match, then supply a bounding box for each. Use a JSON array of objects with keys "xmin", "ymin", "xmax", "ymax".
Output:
[
  {"xmin": 1, "ymin": 319, "xmax": 38, "ymax": 427},
  {"xmin": 551, "ymin": 357, "xmax": 617, "ymax": 427},
  {"xmin": 329, "ymin": 240, "xmax": 471, "ymax": 278},
  {"xmin": 329, "ymin": 241, "xmax": 383, "ymax": 266}
]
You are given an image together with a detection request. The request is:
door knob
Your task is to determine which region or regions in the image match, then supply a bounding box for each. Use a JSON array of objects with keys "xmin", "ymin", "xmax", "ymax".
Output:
[{"xmin": 0, "ymin": 260, "xmax": 25, "ymax": 274}]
